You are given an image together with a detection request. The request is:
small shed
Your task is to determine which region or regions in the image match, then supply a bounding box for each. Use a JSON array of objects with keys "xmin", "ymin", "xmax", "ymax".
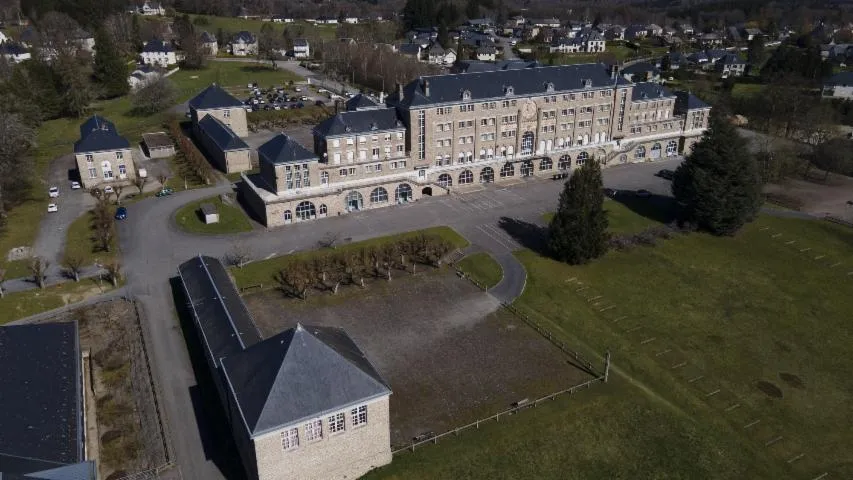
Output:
[
  {"xmin": 142, "ymin": 132, "xmax": 176, "ymax": 158},
  {"xmin": 200, "ymin": 203, "xmax": 219, "ymax": 224}
]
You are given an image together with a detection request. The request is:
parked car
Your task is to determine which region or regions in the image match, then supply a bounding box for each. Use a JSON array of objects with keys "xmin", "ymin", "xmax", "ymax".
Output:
[
  {"xmin": 114, "ymin": 206, "xmax": 128, "ymax": 220},
  {"xmin": 48, "ymin": 186, "xmax": 59, "ymax": 198},
  {"xmin": 656, "ymin": 169, "xmax": 675, "ymax": 180},
  {"xmin": 300, "ymin": 95, "xmax": 308, "ymax": 101},
  {"xmin": 155, "ymin": 187, "xmax": 174, "ymax": 197},
  {"xmin": 70, "ymin": 181, "xmax": 81, "ymax": 189},
  {"xmin": 294, "ymin": 87, "xmax": 302, "ymax": 92},
  {"xmin": 47, "ymin": 203, "xmax": 58, "ymax": 213},
  {"xmin": 635, "ymin": 189, "xmax": 652, "ymax": 198},
  {"xmin": 103, "ymin": 185, "xmax": 114, "ymax": 194}
]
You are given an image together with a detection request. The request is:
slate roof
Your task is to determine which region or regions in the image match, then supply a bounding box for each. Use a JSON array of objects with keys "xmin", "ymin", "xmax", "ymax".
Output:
[
  {"xmin": 675, "ymin": 91, "xmax": 711, "ymax": 111},
  {"xmin": 391, "ymin": 64, "xmax": 629, "ymax": 108},
  {"xmin": 293, "ymin": 38, "xmax": 309, "ymax": 47},
  {"xmin": 453, "ymin": 59, "xmax": 540, "ymax": 73},
  {"xmin": 0, "ymin": 323, "xmax": 83, "ymax": 473},
  {"xmin": 824, "ymin": 71, "xmax": 853, "ymax": 86},
  {"xmin": 189, "ymin": 84, "xmax": 244, "ymax": 110},
  {"xmin": 257, "ymin": 134, "xmax": 317, "ymax": 165},
  {"xmin": 345, "ymin": 93, "xmax": 380, "ymax": 111},
  {"xmin": 0, "ymin": 42, "xmax": 28, "ymax": 55},
  {"xmin": 221, "ymin": 324, "xmax": 391, "ymax": 437},
  {"xmin": 622, "ymin": 61, "xmax": 660, "ymax": 76},
  {"xmin": 178, "ymin": 255, "xmax": 263, "ymax": 363},
  {"xmin": 631, "ymin": 82, "xmax": 675, "ymax": 101},
  {"xmin": 197, "ymin": 115, "xmax": 249, "ymax": 151},
  {"xmin": 3, "ymin": 461, "xmax": 97, "ymax": 480},
  {"xmin": 314, "ymin": 108, "xmax": 403, "ymax": 138},
  {"xmin": 232, "ymin": 31, "xmax": 256, "ymax": 44},
  {"xmin": 200, "ymin": 31, "xmax": 217, "ymax": 43},
  {"xmin": 719, "ymin": 53, "xmax": 746, "ymax": 65},
  {"xmin": 398, "ymin": 43, "xmax": 421, "ymax": 55},
  {"xmin": 142, "ymin": 39, "xmax": 173, "ymax": 53},
  {"xmin": 73, "ymin": 115, "xmax": 130, "ymax": 153}
]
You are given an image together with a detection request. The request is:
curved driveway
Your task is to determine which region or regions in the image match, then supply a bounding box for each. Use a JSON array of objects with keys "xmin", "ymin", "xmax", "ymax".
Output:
[{"xmin": 117, "ymin": 157, "xmax": 684, "ymax": 480}]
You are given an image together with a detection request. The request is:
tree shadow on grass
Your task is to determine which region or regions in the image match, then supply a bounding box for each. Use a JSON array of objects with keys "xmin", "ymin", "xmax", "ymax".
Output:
[
  {"xmin": 240, "ymin": 65, "xmax": 275, "ymax": 74},
  {"xmin": 498, "ymin": 216, "xmax": 550, "ymax": 255},
  {"xmin": 610, "ymin": 190, "xmax": 679, "ymax": 226}
]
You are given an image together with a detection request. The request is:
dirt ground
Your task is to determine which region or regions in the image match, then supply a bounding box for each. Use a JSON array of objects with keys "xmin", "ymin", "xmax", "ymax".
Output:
[
  {"xmin": 765, "ymin": 173, "xmax": 853, "ymax": 220},
  {"xmin": 244, "ymin": 270, "xmax": 593, "ymax": 447},
  {"xmin": 43, "ymin": 300, "xmax": 168, "ymax": 479}
]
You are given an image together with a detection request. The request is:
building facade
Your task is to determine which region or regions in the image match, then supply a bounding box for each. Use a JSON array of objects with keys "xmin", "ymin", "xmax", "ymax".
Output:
[
  {"xmin": 190, "ymin": 84, "xmax": 251, "ymax": 173},
  {"xmin": 231, "ymin": 31, "xmax": 258, "ymax": 56},
  {"xmin": 823, "ymin": 72, "xmax": 853, "ymax": 99},
  {"xmin": 293, "ymin": 38, "xmax": 310, "ymax": 58},
  {"xmin": 238, "ymin": 64, "xmax": 711, "ymax": 227},
  {"xmin": 140, "ymin": 39, "xmax": 176, "ymax": 66},
  {"xmin": 74, "ymin": 115, "xmax": 137, "ymax": 189}
]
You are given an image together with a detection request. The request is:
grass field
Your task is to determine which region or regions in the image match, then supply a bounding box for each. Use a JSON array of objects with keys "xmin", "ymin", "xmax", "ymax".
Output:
[
  {"xmin": 0, "ymin": 61, "xmax": 299, "ymax": 274},
  {"xmin": 230, "ymin": 226, "xmax": 469, "ymax": 289},
  {"xmin": 456, "ymin": 252, "xmax": 503, "ymax": 288},
  {"xmin": 542, "ymin": 198, "xmax": 660, "ymax": 234},
  {"xmin": 64, "ymin": 211, "xmax": 119, "ymax": 266},
  {"xmin": 189, "ymin": 16, "xmax": 340, "ymax": 41},
  {"xmin": 366, "ymin": 211, "xmax": 853, "ymax": 478},
  {"xmin": 174, "ymin": 196, "xmax": 253, "ymax": 235},
  {"xmin": 0, "ymin": 278, "xmax": 117, "ymax": 325}
]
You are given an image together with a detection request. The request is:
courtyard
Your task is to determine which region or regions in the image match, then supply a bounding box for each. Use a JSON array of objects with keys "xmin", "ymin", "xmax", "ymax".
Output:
[{"xmin": 243, "ymin": 269, "xmax": 595, "ymax": 447}]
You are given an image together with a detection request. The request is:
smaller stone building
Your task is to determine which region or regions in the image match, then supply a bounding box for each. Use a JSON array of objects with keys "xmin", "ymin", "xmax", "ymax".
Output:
[
  {"xmin": 190, "ymin": 84, "xmax": 252, "ymax": 173},
  {"xmin": 74, "ymin": 115, "xmax": 137, "ymax": 189}
]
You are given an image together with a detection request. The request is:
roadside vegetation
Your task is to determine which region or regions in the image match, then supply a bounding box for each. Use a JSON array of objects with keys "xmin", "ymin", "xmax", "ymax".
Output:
[
  {"xmin": 0, "ymin": 278, "xmax": 119, "ymax": 325},
  {"xmin": 456, "ymin": 252, "xmax": 503, "ymax": 289}
]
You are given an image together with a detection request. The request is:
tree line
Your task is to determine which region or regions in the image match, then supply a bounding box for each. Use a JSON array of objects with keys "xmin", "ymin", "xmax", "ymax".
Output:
[
  {"xmin": 167, "ymin": 117, "xmax": 215, "ymax": 184},
  {"xmin": 314, "ymin": 41, "xmax": 439, "ymax": 94}
]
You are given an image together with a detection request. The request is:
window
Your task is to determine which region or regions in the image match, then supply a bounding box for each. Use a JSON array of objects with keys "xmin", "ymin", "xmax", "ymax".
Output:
[
  {"xmin": 102, "ymin": 161, "xmax": 113, "ymax": 179},
  {"xmin": 372, "ymin": 148, "xmax": 380, "ymax": 159},
  {"xmin": 370, "ymin": 187, "xmax": 388, "ymax": 204},
  {"xmin": 321, "ymin": 171, "xmax": 329, "ymax": 185},
  {"xmin": 332, "ymin": 139, "xmax": 340, "ymax": 147},
  {"xmin": 118, "ymin": 164, "xmax": 127, "ymax": 176},
  {"xmin": 635, "ymin": 146, "xmax": 646, "ymax": 160},
  {"xmin": 666, "ymin": 140, "xmax": 678, "ymax": 156},
  {"xmin": 329, "ymin": 412, "xmax": 345, "ymax": 433},
  {"xmin": 437, "ymin": 173, "xmax": 452, "ymax": 187},
  {"xmin": 358, "ymin": 136, "xmax": 367, "ymax": 143},
  {"xmin": 319, "ymin": 204, "xmax": 328, "ymax": 215},
  {"xmin": 85, "ymin": 154, "xmax": 93, "ymax": 163},
  {"xmin": 521, "ymin": 131, "xmax": 534, "ymax": 155},
  {"xmin": 499, "ymin": 162, "xmax": 514, "ymax": 178},
  {"xmin": 296, "ymin": 201, "xmax": 316, "ymax": 220},
  {"xmin": 352, "ymin": 405, "xmax": 368, "ymax": 426},
  {"xmin": 395, "ymin": 184, "xmax": 413, "ymax": 203},
  {"xmin": 333, "ymin": 153, "xmax": 341, "ymax": 164},
  {"xmin": 375, "ymin": 163, "xmax": 382, "ymax": 171},
  {"xmin": 540, "ymin": 158, "xmax": 553, "ymax": 170},
  {"xmin": 116, "ymin": 151, "xmax": 124, "ymax": 160},
  {"xmin": 396, "ymin": 145, "xmax": 404, "ymax": 153},
  {"xmin": 346, "ymin": 137, "xmax": 354, "ymax": 145},
  {"xmin": 305, "ymin": 419, "xmax": 323, "ymax": 441},
  {"xmin": 558, "ymin": 155, "xmax": 571, "ymax": 170},
  {"xmin": 88, "ymin": 168, "xmax": 97, "ymax": 179},
  {"xmin": 459, "ymin": 170, "xmax": 473, "ymax": 184},
  {"xmin": 339, "ymin": 168, "xmax": 348, "ymax": 176},
  {"xmin": 577, "ymin": 151, "xmax": 589, "ymax": 165},
  {"xmin": 223, "ymin": 109, "xmax": 231, "ymax": 118}
]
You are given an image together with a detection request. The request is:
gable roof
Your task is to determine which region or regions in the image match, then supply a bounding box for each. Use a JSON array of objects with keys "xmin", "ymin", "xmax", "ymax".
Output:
[
  {"xmin": 675, "ymin": 91, "xmax": 711, "ymax": 111},
  {"xmin": 200, "ymin": 31, "xmax": 217, "ymax": 43},
  {"xmin": 391, "ymin": 64, "xmax": 629, "ymax": 109},
  {"xmin": 257, "ymin": 134, "xmax": 317, "ymax": 165},
  {"xmin": 453, "ymin": 59, "xmax": 540, "ymax": 73},
  {"xmin": 189, "ymin": 84, "xmax": 244, "ymax": 110},
  {"xmin": 0, "ymin": 323, "xmax": 83, "ymax": 473},
  {"xmin": 622, "ymin": 61, "xmax": 660, "ymax": 76},
  {"xmin": 221, "ymin": 324, "xmax": 391, "ymax": 437},
  {"xmin": 142, "ymin": 39, "xmax": 173, "ymax": 53},
  {"xmin": 0, "ymin": 42, "xmax": 28, "ymax": 55},
  {"xmin": 177, "ymin": 255, "xmax": 263, "ymax": 364},
  {"xmin": 345, "ymin": 93, "xmax": 380, "ymax": 111},
  {"xmin": 197, "ymin": 115, "xmax": 249, "ymax": 151},
  {"xmin": 631, "ymin": 82, "xmax": 675, "ymax": 101},
  {"xmin": 314, "ymin": 108, "xmax": 403, "ymax": 138},
  {"xmin": 73, "ymin": 115, "xmax": 130, "ymax": 153},
  {"xmin": 826, "ymin": 71, "xmax": 853, "ymax": 86},
  {"xmin": 232, "ymin": 31, "xmax": 256, "ymax": 43}
]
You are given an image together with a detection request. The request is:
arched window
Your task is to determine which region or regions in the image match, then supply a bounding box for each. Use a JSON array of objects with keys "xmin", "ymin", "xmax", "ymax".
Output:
[
  {"xmin": 540, "ymin": 158, "xmax": 553, "ymax": 170},
  {"xmin": 521, "ymin": 132, "xmax": 534, "ymax": 155},
  {"xmin": 345, "ymin": 191, "xmax": 363, "ymax": 211},
  {"xmin": 577, "ymin": 151, "xmax": 589, "ymax": 166},
  {"xmin": 370, "ymin": 187, "xmax": 388, "ymax": 204},
  {"xmin": 318, "ymin": 204, "xmax": 328, "ymax": 216},
  {"xmin": 283, "ymin": 210, "xmax": 292, "ymax": 223},
  {"xmin": 635, "ymin": 146, "xmax": 646, "ymax": 160},
  {"xmin": 437, "ymin": 173, "xmax": 452, "ymax": 187},
  {"xmin": 500, "ymin": 162, "xmax": 514, "ymax": 178},
  {"xmin": 320, "ymin": 171, "xmax": 329, "ymax": 185},
  {"xmin": 651, "ymin": 143, "xmax": 662, "ymax": 159},
  {"xmin": 295, "ymin": 201, "xmax": 316, "ymax": 221},
  {"xmin": 395, "ymin": 183, "xmax": 413, "ymax": 203},
  {"xmin": 666, "ymin": 140, "xmax": 678, "ymax": 156},
  {"xmin": 558, "ymin": 155, "xmax": 571, "ymax": 171},
  {"xmin": 480, "ymin": 167, "xmax": 494, "ymax": 183},
  {"xmin": 459, "ymin": 170, "xmax": 473, "ymax": 184},
  {"xmin": 520, "ymin": 160, "xmax": 534, "ymax": 177},
  {"xmin": 101, "ymin": 160, "xmax": 113, "ymax": 179}
]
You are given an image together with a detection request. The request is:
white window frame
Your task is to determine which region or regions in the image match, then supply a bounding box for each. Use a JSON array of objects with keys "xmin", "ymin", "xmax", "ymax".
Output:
[
  {"xmin": 280, "ymin": 428, "xmax": 299, "ymax": 450},
  {"xmin": 305, "ymin": 419, "xmax": 323, "ymax": 441},
  {"xmin": 329, "ymin": 412, "xmax": 346, "ymax": 434},
  {"xmin": 352, "ymin": 405, "xmax": 367, "ymax": 427}
]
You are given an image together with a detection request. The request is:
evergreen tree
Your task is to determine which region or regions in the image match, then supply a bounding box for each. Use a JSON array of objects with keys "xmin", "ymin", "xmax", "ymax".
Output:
[
  {"xmin": 671, "ymin": 113, "xmax": 762, "ymax": 236},
  {"xmin": 547, "ymin": 159, "xmax": 609, "ymax": 264},
  {"xmin": 93, "ymin": 27, "xmax": 129, "ymax": 98},
  {"xmin": 437, "ymin": 23, "xmax": 449, "ymax": 48}
]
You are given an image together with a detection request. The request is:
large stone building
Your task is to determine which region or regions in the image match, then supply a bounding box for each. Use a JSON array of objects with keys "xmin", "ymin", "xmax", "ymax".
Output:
[
  {"xmin": 74, "ymin": 115, "xmax": 137, "ymax": 189},
  {"xmin": 178, "ymin": 255, "xmax": 392, "ymax": 480},
  {"xmin": 190, "ymin": 84, "xmax": 252, "ymax": 173},
  {"xmin": 237, "ymin": 63, "xmax": 711, "ymax": 227}
]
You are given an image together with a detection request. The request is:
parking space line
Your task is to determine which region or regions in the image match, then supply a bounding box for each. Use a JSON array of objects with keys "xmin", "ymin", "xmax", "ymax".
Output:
[
  {"xmin": 480, "ymin": 223, "xmax": 521, "ymax": 249},
  {"xmin": 475, "ymin": 225, "xmax": 513, "ymax": 251}
]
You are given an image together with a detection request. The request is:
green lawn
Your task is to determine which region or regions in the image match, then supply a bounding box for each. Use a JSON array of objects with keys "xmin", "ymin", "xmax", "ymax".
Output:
[
  {"xmin": 542, "ymin": 198, "xmax": 661, "ymax": 234},
  {"xmin": 174, "ymin": 196, "xmax": 253, "ymax": 235},
  {"xmin": 188, "ymin": 16, "xmax": 340, "ymax": 41},
  {"xmin": 230, "ymin": 226, "xmax": 469, "ymax": 290},
  {"xmin": 456, "ymin": 252, "xmax": 503, "ymax": 289},
  {"xmin": 367, "ymin": 211, "xmax": 853, "ymax": 478},
  {"xmin": 732, "ymin": 82, "xmax": 763, "ymax": 99},
  {"xmin": 0, "ymin": 278, "xmax": 117, "ymax": 325},
  {"xmin": 64, "ymin": 210, "xmax": 119, "ymax": 266},
  {"xmin": 0, "ymin": 60, "xmax": 301, "ymax": 274}
]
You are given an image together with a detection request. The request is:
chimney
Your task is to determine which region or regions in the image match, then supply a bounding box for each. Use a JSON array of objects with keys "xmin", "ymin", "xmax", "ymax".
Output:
[
  {"xmin": 379, "ymin": 91, "xmax": 385, "ymax": 104},
  {"xmin": 423, "ymin": 79, "xmax": 430, "ymax": 97},
  {"xmin": 610, "ymin": 64, "xmax": 619, "ymax": 80},
  {"xmin": 396, "ymin": 82, "xmax": 404, "ymax": 101}
]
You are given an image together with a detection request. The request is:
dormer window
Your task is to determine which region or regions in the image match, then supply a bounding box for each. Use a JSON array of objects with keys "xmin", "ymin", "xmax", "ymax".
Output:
[
  {"xmin": 345, "ymin": 126, "xmax": 352, "ymax": 133},
  {"xmin": 545, "ymin": 82, "xmax": 555, "ymax": 92},
  {"xmin": 370, "ymin": 122, "xmax": 378, "ymax": 131},
  {"xmin": 504, "ymin": 85, "xmax": 514, "ymax": 96},
  {"xmin": 462, "ymin": 89, "xmax": 471, "ymax": 100},
  {"xmin": 583, "ymin": 79, "xmax": 592, "ymax": 88}
]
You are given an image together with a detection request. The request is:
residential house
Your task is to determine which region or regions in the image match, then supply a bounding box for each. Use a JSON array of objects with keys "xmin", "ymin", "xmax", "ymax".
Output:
[
  {"xmin": 0, "ymin": 42, "xmax": 30, "ymax": 63},
  {"xmin": 532, "ymin": 18, "xmax": 561, "ymax": 28},
  {"xmin": 467, "ymin": 18, "xmax": 494, "ymax": 30},
  {"xmin": 189, "ymin": 84, "xmax": 251, "ymax": 172},
  {"xmin": 663, "ymin": 51, "xmax": 687, "ymax": 70},
  {"xmin": 127, "ymin": 64, "xmax": 161, "ymax": 90},
  {"xmin": 316, "ymin": 16, "xmax": 338, "ymax": 24},
  {"xmin": 0, "ymin": 30, "xmax": 7, "ymax": 44},
  {"xmin": 19, "ymin": 26, "xmax": 37, "ymax": 48},
  {"xmin": 140, "ymin": 39, "xmax": 176, "ymax": 67},
  {"xmin": 397, "ymin": 43, "xmax": 422, "ymax": 60},
  {"xmin": 698, "ymin": 32, "xmax": 723, "ymax": 47},
  {"xmin": 622, "ymin": 61, "xmax": 662, "ymax": 83},
  {"xmin": 662, "ymin": 26, "xmax": 678, "ymax": 38},
  {"xmin": 716, "ymin": 53, "xmax": 747, "ymax": 77},
  {"xmin": 426, "ymin": 42, "xmax": 456, "ymax": 66},
  {"xmin": 822, "ymin": 71, "xmax": 853, "ymax": 99},
  {"xmin": 646, "ymin": 23, "xmax": 663, "ymax": 36},
  {"xmin": 727, "ymin": 26, "xmax": 743, "ymax": 43},
  {"xmin": 74, "ymin": 115, "xmax": 137, "ymax": 189},
  {"xmin": 0, "ymin": 322, "xmax": 97, "ymax": 479},
  {"xmin": 271, "ymin": 15, "xmax": 294, "ymax": 23},
  {"xmin": 293, "ymin": 38, "xmax": 310, "ymax": 59},
  {"xmin": 604, "ymin": 25, "xmax": 625, "ymax": 41},
  {"xmin": 549, "ymin": 29, "xmax": 605, "ymax": 54},
  {"xmin": 521, "ymin": 26, "xmax": 541, "ymax": 41},
  {"xmin": 476, "ymin": 45, "xmax": 497, "ymax": 61},
  {"xmin": 200, "ymin": 31, "xmax": 218, "ymax": 56},
  {"xmin": 625, "ymin": 25, "xmax": 648, "ymax": 40},
  {"xmin": 344, "ymin": 17, "xmax": 359, "ymax": 24},
  {"xmin": 178, "ymin": 255, "xmax": 393, "ymax": 480},
  {"xmin": 678, "ymin": 23, "xmax": 695, "ymax": 36},
  {"xmin": 230, "ymin": 31, "xmax": 258, "ymax": 56},
  {"xmin": 687, "ymin": 50, "xmax": 710, "ymax": 67},
  {"xmin": 139, "ymin": 1, "xmax": 165, "ymax": 15},
  {"xmin": 743, "ymin": 28, "xmax": 763, "ymax": 41},
  {"xmin": 509, "ymin": 15, "xmax": 526, "ymax": 26}
]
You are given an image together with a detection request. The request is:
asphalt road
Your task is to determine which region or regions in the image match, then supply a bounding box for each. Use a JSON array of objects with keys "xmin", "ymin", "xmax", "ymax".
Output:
[{"xmin": 114, "ymin": 157, "xmax": 682, "ymax": 480}]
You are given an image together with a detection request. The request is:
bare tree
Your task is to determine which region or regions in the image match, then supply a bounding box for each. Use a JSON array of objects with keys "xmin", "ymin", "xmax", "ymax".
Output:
[
  {"xmin": 226, "ymin": 241, "xmax": 252, "ymax": 268},
  {"xmin": 275, "ymin": 262, "xmax": 313, "ymax": 299},
  {"xmin": 30, "ymin": 256, "xmax": 49, "ymax": 289},
  {"xmin": 0, "ymin": 266, "xmax": 6, "ymax": 298},
  {"xmin": 92, "ymin": 198, "xmax": 115, "ymax": 252},
  {"xmin": 131, "ymin": 77, "xmax": 178, "ymax": 115},
  {"xmin": 0, "ymin": 111, "xmax": 35, "ymax": 222},
  {"xmin": 105, "ymin": 261, "xmax": 121, "ymax": 286},
  {"xmin": 62, "ymin": 253, "xmax": 85, "ymax": 282},
  {"xmin": 157, "ymin": 173, "xmax": 169, "ymax": 189},
  {"xmin": 113, "ymin": 185, "xmax": 124, "ymax": 204},
  {"xmin": 134, "ymin": 175, "xmax": 147, "ymax": 194}
]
